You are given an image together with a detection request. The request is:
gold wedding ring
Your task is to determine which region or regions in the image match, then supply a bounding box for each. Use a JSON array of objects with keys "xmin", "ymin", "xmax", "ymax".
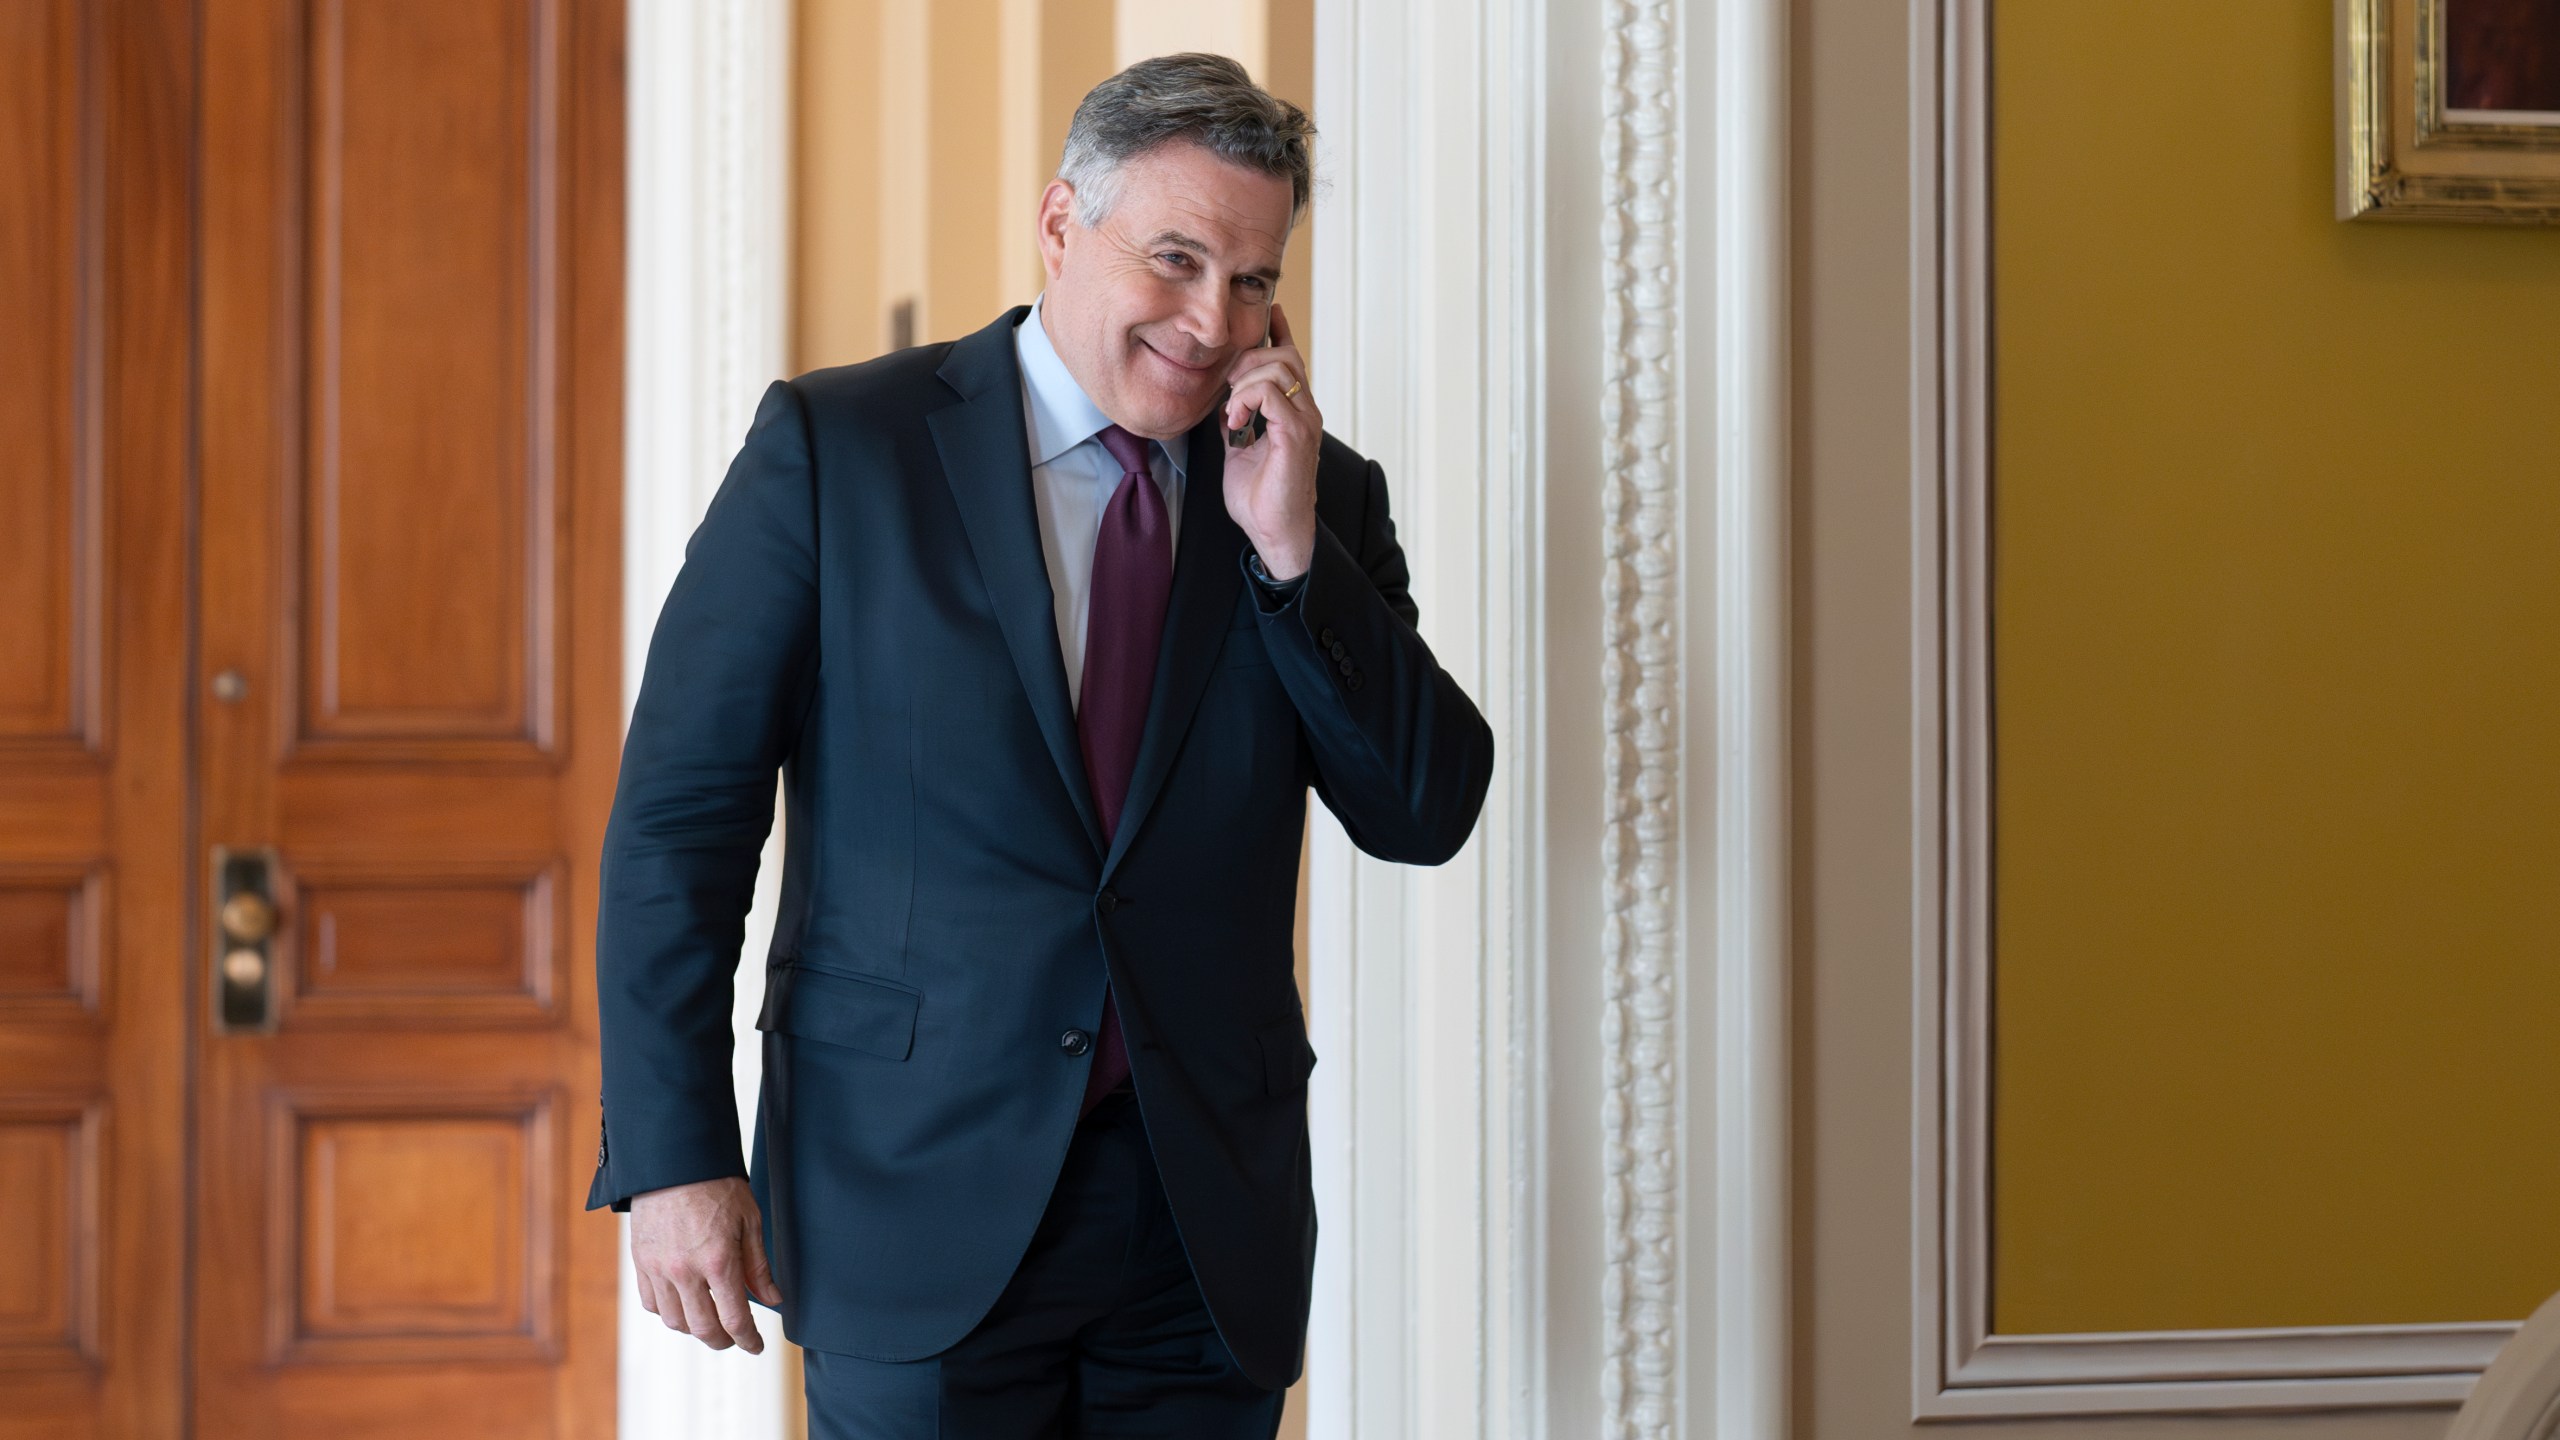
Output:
[{"xmin": 1283, "ymin": 380, "xmax": 1302, "ymax": 398}]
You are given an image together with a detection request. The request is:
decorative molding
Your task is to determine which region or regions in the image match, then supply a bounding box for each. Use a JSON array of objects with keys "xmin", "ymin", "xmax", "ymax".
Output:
[
  {"xmin": 1910, "ymin": 0, "xmax": 2505, "ymax": 1417},
  {"xmin": 1681, "ymin": 0, "xmax": 1792, "ymax": 1429},
  {"xmin": 1307, "ymin": 0, "xmax": 1787, "ymax": 1434},
  {"xmin": 1598, "ymin": 0, "xmax": 1683, "ymax": 1433},
  {"xmin": 620, "ymin": 0, "xmax": 793, "ymax": 1435},
  {"xmin": 2450, "ymin": 1292, "xmax": 2560, "ymax": 1440}
]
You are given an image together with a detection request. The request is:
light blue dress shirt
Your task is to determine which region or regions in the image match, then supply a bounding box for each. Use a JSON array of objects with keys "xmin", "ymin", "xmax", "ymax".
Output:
[{"xmin": 1014, "ymin": 296, "xmax": 1189, "ymax": 713}]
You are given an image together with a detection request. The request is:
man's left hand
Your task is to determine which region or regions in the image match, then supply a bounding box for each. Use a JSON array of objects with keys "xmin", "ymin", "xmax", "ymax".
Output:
[{"xmin": 1220, "ymin": 301, "xmax": 1320, "ymax": 581}]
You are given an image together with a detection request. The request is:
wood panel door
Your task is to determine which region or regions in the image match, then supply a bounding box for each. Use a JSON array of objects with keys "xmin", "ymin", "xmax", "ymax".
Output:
[
  {"xmin": 0, "ymin": 0, "xmax": 621, "ymax": 1435},
  {"xmin": 0, "ymin": 1, "xmax": 191, "ymax": 1434},
  {"xmin": 191, "ymin": 0, "xmax": 622, "ymax": 1435}
]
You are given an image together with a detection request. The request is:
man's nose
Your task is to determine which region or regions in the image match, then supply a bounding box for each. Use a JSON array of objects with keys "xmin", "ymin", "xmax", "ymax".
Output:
[{"xmin": 1175, "ymin": 288, "xmax": 1232, "ymax": 354}]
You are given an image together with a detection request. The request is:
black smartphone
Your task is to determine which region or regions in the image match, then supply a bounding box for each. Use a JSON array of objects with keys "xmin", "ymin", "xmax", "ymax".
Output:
[{"xmin": 1226, "ymin": 315, "xmax": 1274, "ymax": 449}]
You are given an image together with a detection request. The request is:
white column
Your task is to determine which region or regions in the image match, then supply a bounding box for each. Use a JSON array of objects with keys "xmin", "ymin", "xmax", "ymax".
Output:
[
  {"xmin": 1304, "ymin": 0, "xmax": 1787, "ymax": 1435},
  {"xmin": 621, "ymin": 1, "xmax": 795, "ymax": 1437},
  {"xmin": 1305, "ymin": 0, "xmax": 1551, "ymax": 1434}
]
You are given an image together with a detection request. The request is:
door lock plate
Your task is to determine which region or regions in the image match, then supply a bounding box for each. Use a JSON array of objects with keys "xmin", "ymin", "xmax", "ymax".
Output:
[{"xmin": 210, "ymin": 846, "xmax": 281, "ymax": 1033}]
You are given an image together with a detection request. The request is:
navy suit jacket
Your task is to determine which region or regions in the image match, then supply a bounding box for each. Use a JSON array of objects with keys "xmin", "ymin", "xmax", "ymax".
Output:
[{"xmin": 586, "ymin": 307, "xmax": 1494, "ymax": 1389}]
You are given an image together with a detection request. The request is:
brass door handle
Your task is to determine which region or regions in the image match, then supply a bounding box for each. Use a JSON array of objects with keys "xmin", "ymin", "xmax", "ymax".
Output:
[
  {"xmin": 211, "ymin": 847, "xmax": 280, "ymax": 1032},
  {"xmin": 220, "ymin": 891, "xmax": 275, "ymax": 944}
]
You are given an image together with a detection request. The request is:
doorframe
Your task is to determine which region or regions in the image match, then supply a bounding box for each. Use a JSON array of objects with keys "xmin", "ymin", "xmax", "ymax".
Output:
[
  {"xmin": 616, "ymin": 0, "xmax": 1798, "ymax": 1432},
  {"xmin": 619, "ymin": 1, "xmax": 796, "ymax": 1436},
  {"xmin": 1302, "ymin": 0, "xmax": 1790, "ymax": 1434}
]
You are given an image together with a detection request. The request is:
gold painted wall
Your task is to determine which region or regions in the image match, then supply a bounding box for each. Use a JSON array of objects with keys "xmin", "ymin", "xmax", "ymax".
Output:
[{"xmin": 1990, "ymin": 0, "xmax": 2560, "ymax": 1335}]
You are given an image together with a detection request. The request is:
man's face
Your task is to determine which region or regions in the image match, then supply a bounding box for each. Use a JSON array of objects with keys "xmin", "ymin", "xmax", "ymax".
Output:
[{"xmin": 1034, "ymin": 144, "xmax": 1294, "ymax": 442}]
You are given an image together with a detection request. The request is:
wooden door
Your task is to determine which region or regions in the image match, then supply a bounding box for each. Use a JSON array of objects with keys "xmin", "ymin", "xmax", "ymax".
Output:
[
  {"xmin": 0, "ymin": 1, "xmax": 192, "ymax": 1434},
  {"xmin": 0, "ymin": 1, "xmax": 621, "ymax": 1435},
  {"xmin": 190, "ymin": 0, "xmax": 622, "ymax": 1435}
]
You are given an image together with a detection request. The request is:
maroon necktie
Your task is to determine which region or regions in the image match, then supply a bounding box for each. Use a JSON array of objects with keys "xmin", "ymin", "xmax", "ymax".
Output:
[{"xmin": 1077, "ymin": 425, "xmax": 1172, "ymax": 1115}]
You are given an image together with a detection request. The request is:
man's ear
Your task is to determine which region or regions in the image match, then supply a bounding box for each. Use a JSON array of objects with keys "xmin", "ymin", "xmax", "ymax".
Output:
[{"xmin": 1034, "ymin": 180, "xmax": 1077, "ymax": 284}]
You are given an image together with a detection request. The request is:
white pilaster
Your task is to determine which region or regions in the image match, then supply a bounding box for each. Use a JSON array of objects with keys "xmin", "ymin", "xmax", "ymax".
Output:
[
  {"xmin": 1307, "ymin": 0, "xmax": 1786, "ymax": 1434},
  {"xmin": 621, "ymin": 1, "xmax": 795, "ymax": 1436}
]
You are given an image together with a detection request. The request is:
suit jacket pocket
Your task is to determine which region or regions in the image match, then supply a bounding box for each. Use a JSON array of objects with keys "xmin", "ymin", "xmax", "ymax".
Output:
[
  {"xmin": 1255, "ymin": 1014, "xmax": 1317, "ymax": 1095},
  {"xmin": 757, "ymin": 961, "xmax": 920, "ymax": 1061}
]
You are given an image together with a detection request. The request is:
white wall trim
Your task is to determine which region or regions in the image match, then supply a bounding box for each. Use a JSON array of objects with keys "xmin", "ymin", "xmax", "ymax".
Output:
[
  {"xmin": 1599, "ymin": 2, "xmax": 1684, "ymax": 1433},
  {"xmin": 1907, "ymin": 0, "xmax": 2507, "ymax": 1418},
  {"xmin": 621, "ymin": 1, "xmax": 795, "ymax": 1436},
  {"xmin": 1676, "ymin": 0, "xmax": 1792, "ymax": 1431},
  {"xmin": 2450, "ymin": 1292, "xmax": 2560, "ymax": 1440},
  {"xmin": 1307, "ymin": 0, "xmax": 1787, "ymax": 1434},
  {"xmin": 1305, "ymin": 1, "xmax": 1542, "ymax": 1432}
]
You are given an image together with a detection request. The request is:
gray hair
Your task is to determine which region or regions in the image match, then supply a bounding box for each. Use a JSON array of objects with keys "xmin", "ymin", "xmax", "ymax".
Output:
[{"xmin": 1058, "ymin": 54, "xmax": 1315, "ymax": 228}]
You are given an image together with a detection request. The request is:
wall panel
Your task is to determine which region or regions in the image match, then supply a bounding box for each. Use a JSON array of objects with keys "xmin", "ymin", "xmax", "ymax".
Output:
[{"xmin": 1990, "ymin": 0, "xmax": 2560, "ymax": 1340}]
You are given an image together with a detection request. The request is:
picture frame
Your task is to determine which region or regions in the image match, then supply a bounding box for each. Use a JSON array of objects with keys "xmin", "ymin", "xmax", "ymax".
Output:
[{"xmin": 2337, "ymin": 0, "xmax": 2560, "ymax": 222}]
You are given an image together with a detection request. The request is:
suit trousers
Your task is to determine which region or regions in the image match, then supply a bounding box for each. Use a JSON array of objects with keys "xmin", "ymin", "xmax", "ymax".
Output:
[{"xmin": 798, "ymin": 1094, "xmax": 1288, "ymax": 1439}]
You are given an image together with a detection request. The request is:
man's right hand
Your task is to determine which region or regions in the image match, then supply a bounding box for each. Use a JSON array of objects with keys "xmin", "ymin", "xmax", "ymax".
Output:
[{"xmin": 629, "ymin": 1175, "xmax": 783, "ymax": 1354}]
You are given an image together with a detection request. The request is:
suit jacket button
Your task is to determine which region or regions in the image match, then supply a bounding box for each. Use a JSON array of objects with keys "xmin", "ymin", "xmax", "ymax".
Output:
[
  {"xmin": 1347, "ymin": 672, "xmax": 1365, "ymax": 691},
  {"xmin": 1098, "ymin": 889, "xmax": 1121, "ymax": 914},
  {"xmin": 1337, "ymin": 657, "xmax": 1355, "ymax": 675},
  {"xmin": 1319, "ymin": 627, "xmax": 1339, "ymax": 647},
  {"xmin": 1328, "ymin": 641, "xmax": 1348, "ymax": 660},
  {"xmin": 1061, "ymin": 1028, "xmax": 1093, "ymax": 1057}
]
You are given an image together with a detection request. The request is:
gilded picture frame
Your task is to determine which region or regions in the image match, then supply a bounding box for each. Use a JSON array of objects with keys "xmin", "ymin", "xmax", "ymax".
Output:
[{"xmin": 2338, "ymin": 0, "xmax": 2560, "ymax": 222}]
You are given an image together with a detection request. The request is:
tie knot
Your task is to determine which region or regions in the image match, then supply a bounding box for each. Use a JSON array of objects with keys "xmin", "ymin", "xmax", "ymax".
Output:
[{"xmin": 1096, "ymin": 424, "xmax": 1153, "ymax": 481}]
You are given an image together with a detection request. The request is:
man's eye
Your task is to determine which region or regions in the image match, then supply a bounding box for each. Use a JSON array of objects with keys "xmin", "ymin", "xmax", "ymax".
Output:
[{"xmin": 1157, "ymin": 253, "xmax": 1193, "ymax": 269}]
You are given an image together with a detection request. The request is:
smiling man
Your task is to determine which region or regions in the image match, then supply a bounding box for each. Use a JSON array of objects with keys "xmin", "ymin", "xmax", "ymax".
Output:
[{"xmin": 587, "ymin": 54, "xmax": 1493, "ymax": 1438}]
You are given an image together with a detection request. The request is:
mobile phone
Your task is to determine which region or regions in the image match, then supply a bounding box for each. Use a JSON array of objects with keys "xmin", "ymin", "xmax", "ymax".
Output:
[{"xmin": 1226, "ymin": 315, "xmax": 1275, "ymax": 449}]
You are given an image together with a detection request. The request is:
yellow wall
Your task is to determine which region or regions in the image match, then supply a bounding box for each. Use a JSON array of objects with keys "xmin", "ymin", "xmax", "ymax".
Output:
[{"xmin": 1991, "ymin": 0, "xmax": 2560, "ymax": 1335}]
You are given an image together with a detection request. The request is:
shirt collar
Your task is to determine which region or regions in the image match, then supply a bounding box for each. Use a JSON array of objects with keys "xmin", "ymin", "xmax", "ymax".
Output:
[{"xmin": 1015, "ymin": 296, "xmax": 1190, "ymax": 478}]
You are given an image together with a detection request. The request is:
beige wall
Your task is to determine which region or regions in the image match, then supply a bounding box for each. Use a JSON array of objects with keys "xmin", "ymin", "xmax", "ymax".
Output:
[
  {"xmin": 795, "ymin": 0, "xmax": 880, "ymax": 369},
  {"xmin": 794, "ymin": 0, "xmax": 1312, "ymax": 370}
]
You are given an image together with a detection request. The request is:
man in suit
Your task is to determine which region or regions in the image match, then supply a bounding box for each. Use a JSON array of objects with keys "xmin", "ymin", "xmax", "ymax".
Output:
[{"xmin": 588, "ymin": 53, "xmax": 1493, "ymax": 1436}]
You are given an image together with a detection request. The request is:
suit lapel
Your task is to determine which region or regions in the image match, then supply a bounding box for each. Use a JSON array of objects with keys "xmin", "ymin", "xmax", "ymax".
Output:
[
  {"xmin": 928, "ymin": 310, "xmax": 1107, "ymax": 859},
  {"xmin": 1102, "ymin": 414, "xmax": 1246, "ymax": 881}
]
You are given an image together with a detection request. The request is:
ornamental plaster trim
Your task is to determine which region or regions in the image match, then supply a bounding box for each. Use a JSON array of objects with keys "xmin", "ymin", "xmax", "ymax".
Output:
[{"xmin": 1600, "ymin": 2, "xmax": 1683, "ymax": 1436}]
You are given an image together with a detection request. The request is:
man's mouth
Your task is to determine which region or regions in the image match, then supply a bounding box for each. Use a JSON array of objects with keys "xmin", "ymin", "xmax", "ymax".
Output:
[{"xmin": 1139, "ymin": 338, "xmax": 1220, "ymax": 376}]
